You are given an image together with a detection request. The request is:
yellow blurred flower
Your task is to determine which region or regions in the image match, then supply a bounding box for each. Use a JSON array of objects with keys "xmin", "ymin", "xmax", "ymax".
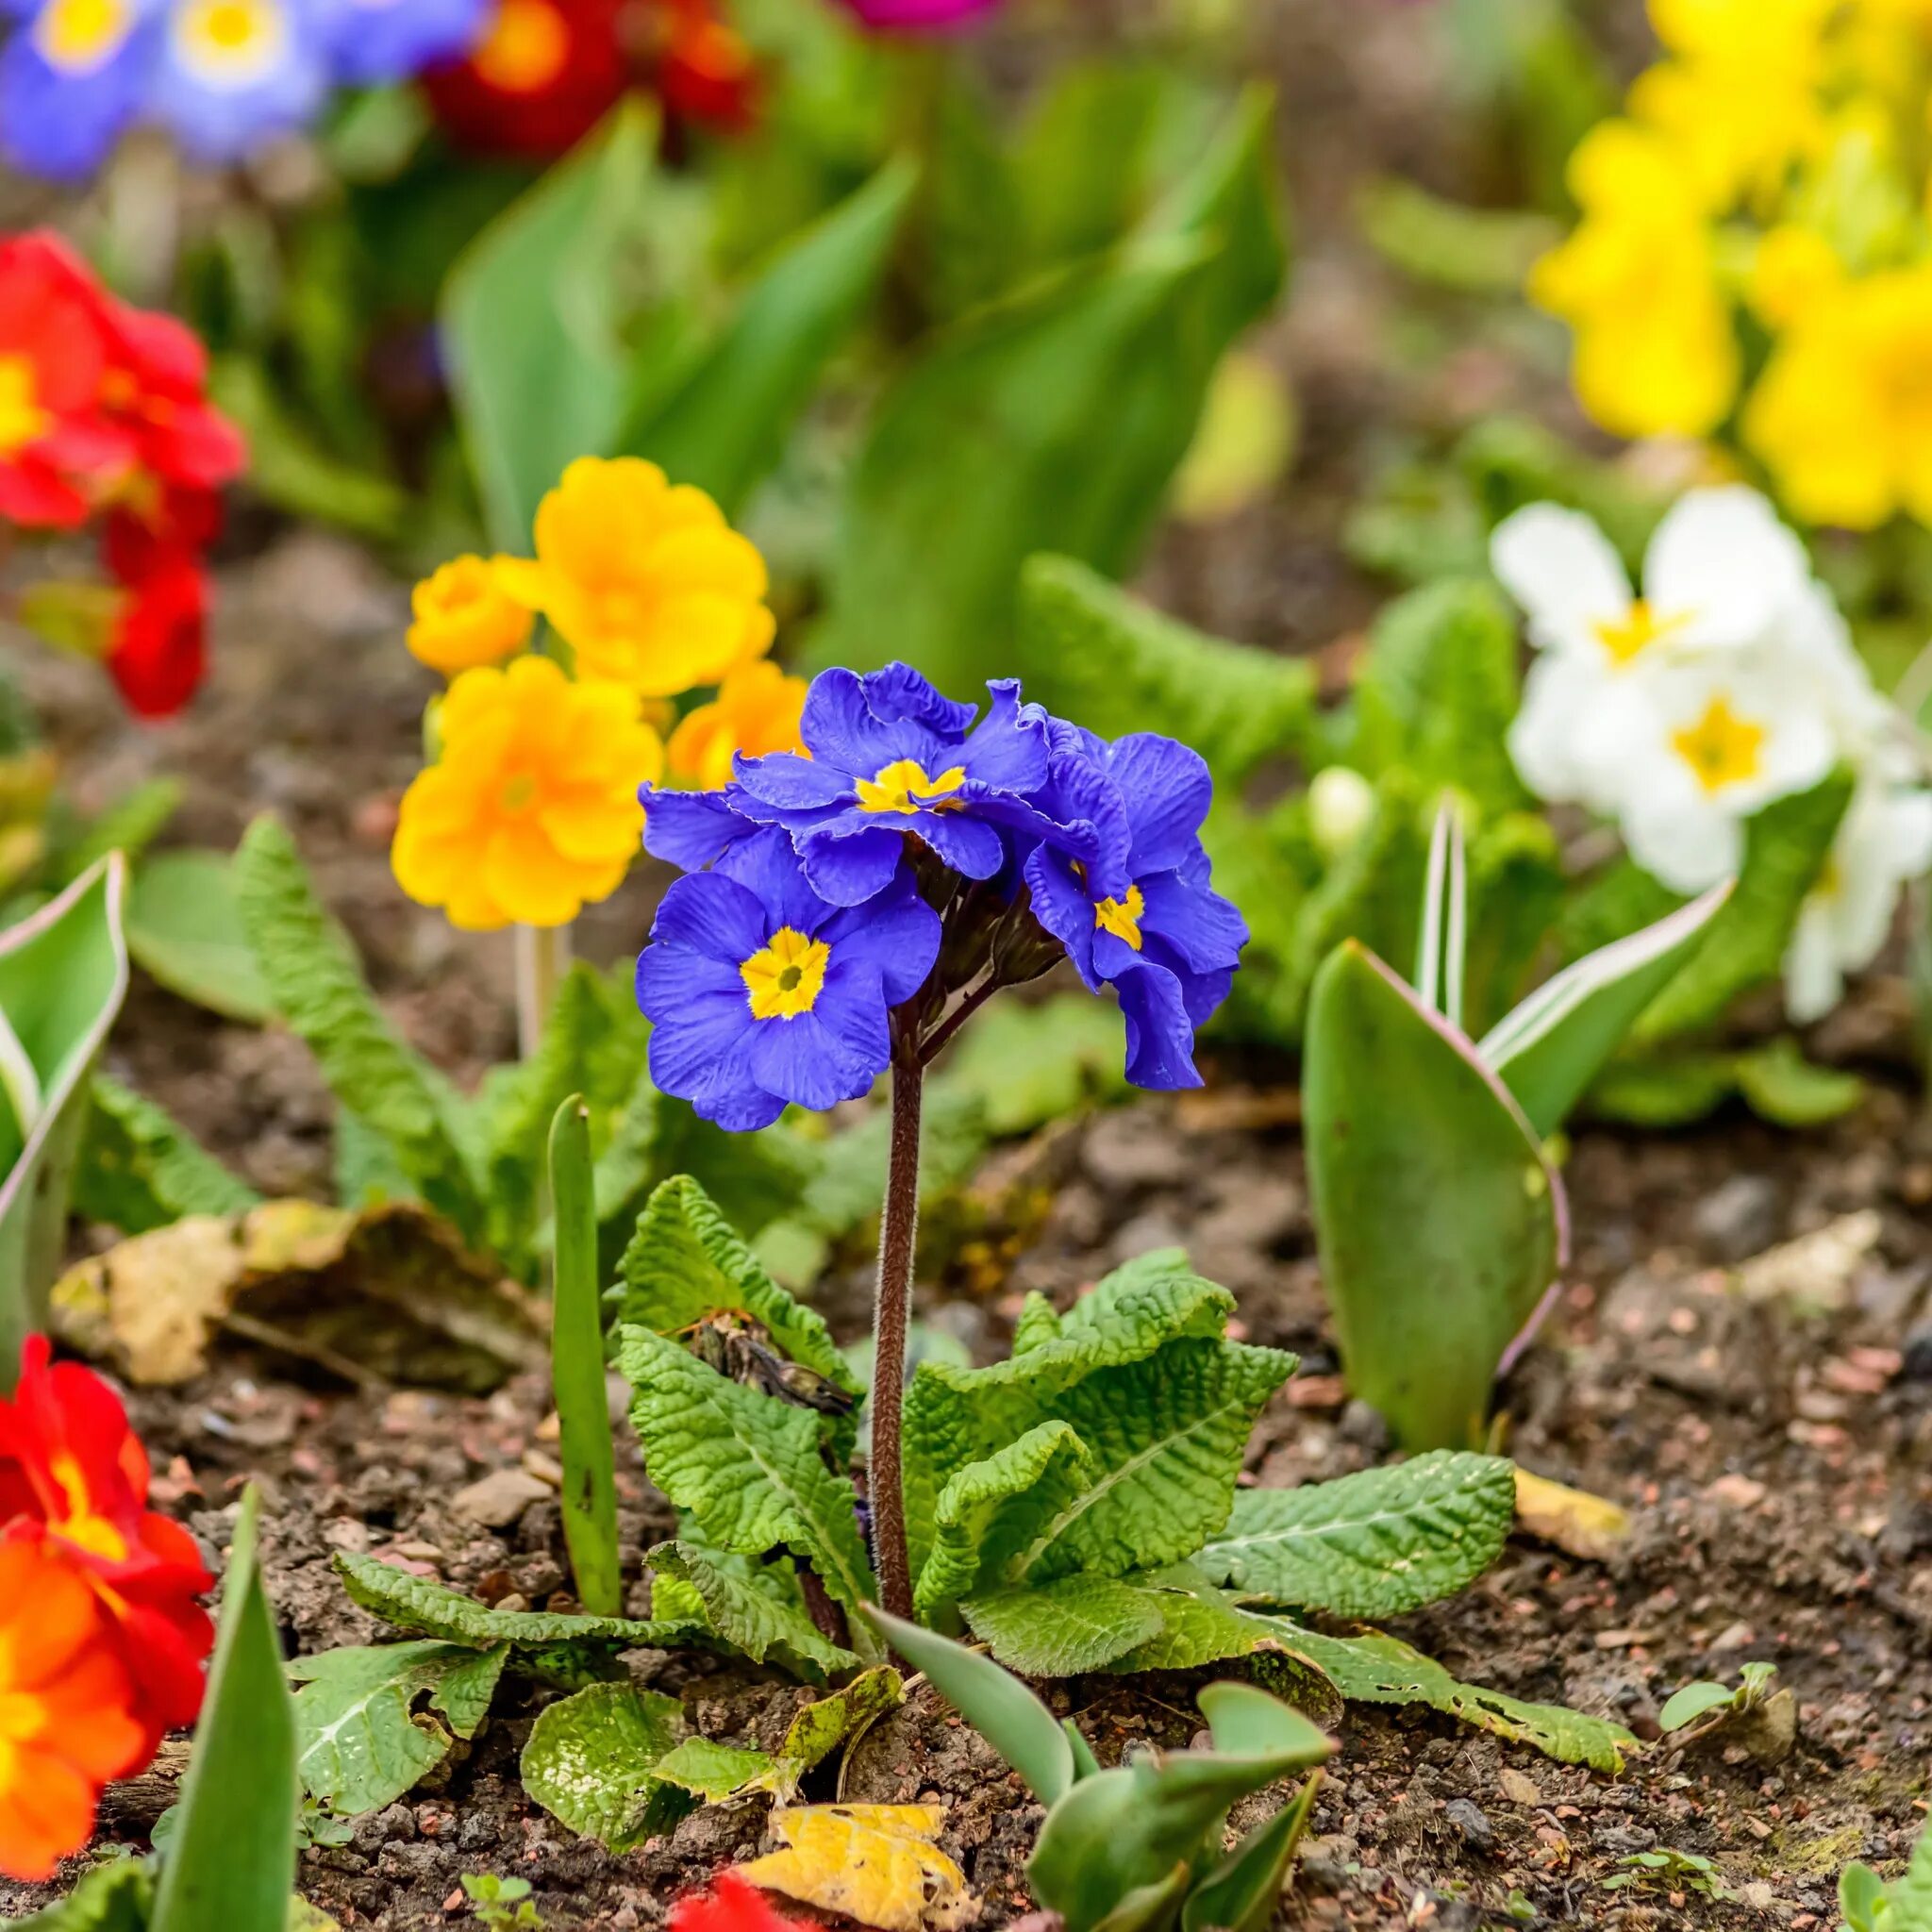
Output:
[
  {"xmin": 495, "ymin": 458, "xmax": 775, "ymax": 700},
  {"xmin": 1530, "ymin": 121, "xmax": 1740, "ymax": 438},
  {"xmin": 407, "ymin": 556, "xmax": 533, "ymax": 675},
  {"xmin": 391, "ymin": 654, "xmax": 662, "ymax": 931},
  {"xmin": 1749, "ymin": 223, "xmax": 1844, "ymax": 326},
  {"xmin": 666, "ymin": 659, "xmax": 809, "ymax": 791},
  {"xmin": 1744, "ymin": 260, "xmax": 1932, "ymax": 526},
  {"xmin": 1629, "ymin": 52, "xmax": 1825, "ymax": 209}
]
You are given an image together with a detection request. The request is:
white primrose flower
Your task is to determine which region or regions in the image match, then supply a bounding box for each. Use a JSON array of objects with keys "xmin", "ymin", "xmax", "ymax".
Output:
[
  {"xmin": 1613, "ymin": 657, "xmax": 1839, "ymax": 893},
  {"xmin": 1784, "ymin": 781, "xmax": 1932, "ymax": 1022},
  {"xmin": 1494, "ymin": 487, "xmax": 1812, "ymax": 811}
]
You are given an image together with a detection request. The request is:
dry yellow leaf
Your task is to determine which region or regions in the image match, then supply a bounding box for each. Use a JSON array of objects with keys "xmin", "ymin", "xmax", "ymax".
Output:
[
  {"xmin": 1513, "ymin": 1467, "xmax": 1632, "ymax": 1562},
  {"xmin": 737, "ymin": 1805, "xmax": 974, "ymax": 1932}
]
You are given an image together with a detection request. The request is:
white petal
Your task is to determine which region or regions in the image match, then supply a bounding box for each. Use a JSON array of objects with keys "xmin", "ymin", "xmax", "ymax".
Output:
[
  {"xmin": 1644, "ymin": 486, "xmax": 1811, "ymax": 652},
  {"xmin": 1507, "ymin": 654, "xmax": 1617, "ymax": 806},
  {"xmin": 1783, "ymin": 903, "xmax": 1844, "ymax": 1024},
  {"xmin": 1884, "ymin": 788, "xmax": 1932, "ymax": 877},
  {"xmin": 1491, "ymin": 504, "xmax": 1633, "ymax": 656},
  {"xmin": 1620, "ymin": 782, "xmax": 1743, "ymax": 893}
]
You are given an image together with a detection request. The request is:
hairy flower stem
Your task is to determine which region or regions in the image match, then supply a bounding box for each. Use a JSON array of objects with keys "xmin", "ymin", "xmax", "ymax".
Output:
[
  {"xmin": 514, "ymin": 921, "xmax": 573, "ymax": 1061},
  {"xmin": 870, "ymin": 1021, "xmax": 924, "ymax": 1623}
]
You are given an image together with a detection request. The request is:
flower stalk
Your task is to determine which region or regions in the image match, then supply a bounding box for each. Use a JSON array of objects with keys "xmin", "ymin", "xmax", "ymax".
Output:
[{"xmin": 515, "ymin": 920, "xmax": 573, "ymax": 1061}]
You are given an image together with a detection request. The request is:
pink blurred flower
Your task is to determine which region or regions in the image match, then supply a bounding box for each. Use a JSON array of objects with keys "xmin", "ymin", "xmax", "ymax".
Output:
[{"xmin": 835, "ymin": 0, "xmax": 1003, "ymax": 32}]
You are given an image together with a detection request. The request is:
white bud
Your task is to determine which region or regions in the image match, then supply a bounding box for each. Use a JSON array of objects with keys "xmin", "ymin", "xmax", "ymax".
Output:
[{"xmin": 1308, "ymin": 765, "xmax": 1375, "ymax": 860}]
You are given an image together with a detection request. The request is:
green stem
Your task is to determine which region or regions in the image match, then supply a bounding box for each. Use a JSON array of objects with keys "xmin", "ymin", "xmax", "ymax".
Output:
[
  {"xmin": 515, "ymin": 922, "xmax": 571, "ymax": 1061},
  {"xmin": 548, "ymin": 1094, "xmax": 622, "ymax": 1618}
]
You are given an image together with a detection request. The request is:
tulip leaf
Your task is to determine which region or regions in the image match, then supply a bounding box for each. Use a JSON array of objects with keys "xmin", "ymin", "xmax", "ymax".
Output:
[
  {"xmin": 814, "ymin": 88, "xmax": 1287, "ymax": 691},
  {"xmin": 0, "ymin": 854, "xmax": 128, "ymax": 1379},
  {"xmin": 125, "ymin": 848, "xmax": 275, "ymax": 1024},
  {"xmin": 1180, "ymin": 1772, "xmax": 1320, "ymax": 1932},
  {"xmin": 152, "ymin": 1486, "xmax": 300, "ymax": 1932},
  {"xmin": 1415, "ymin": 804, "xmax": 1468, "ymax": 1027},
  {"xmin": 519, "ymin": 1682, "xmax": 693, "ymax": 1853},
  {"xmin": 1304, "ymin": 941, "xmax": 1563, "ymax": 1450},
  {"xmin": 74, "ymin": 1074, "xmax": 261, "ymax": 1235}
]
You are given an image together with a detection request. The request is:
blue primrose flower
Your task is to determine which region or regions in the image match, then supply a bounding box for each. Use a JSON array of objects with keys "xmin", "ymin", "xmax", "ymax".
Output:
[
  {"xmin": 309, "ymin": 0, "xmax": 485, "ymax": 84},
  {"xmin": 730, "ymin": 662, "xmax": 1084, "ymax": 908},
  {"xmin": 637, "ymin": 827, "xmax": 942, "ymax": 1132},
  {"xmin": 1023, "ymin": 724, "xmax": 1249, "ymax": 1090},
  {"xmin": 0, "ymin": 0, "xmax": 160, "ymax": 180},
  {"xmin": 143, "ymin": 0, "xmax": 330, "ymax": 163}
]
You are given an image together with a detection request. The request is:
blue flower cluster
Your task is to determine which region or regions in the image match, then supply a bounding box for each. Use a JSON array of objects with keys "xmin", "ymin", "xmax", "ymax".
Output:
[
  {"xmin": 0, "ymin": 0, "xmax": 488, "ymax": 178},
  {"xmin": 636, "ymin": 662, "xmax": 1249, "ymax": 1130}
]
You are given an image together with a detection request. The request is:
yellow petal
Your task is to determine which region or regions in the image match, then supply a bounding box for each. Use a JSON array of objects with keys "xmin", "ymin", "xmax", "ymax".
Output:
[
  {"xmin": 485, "ymin": 822, "xmax": 588, "ymax": 926},
  {"xmin": 538, "ymin": 787, "xmax": 645, "ymax": 865},
  {"xmin": 735, "ymin": 1807, "xmax": 973, "ymax": 1932}
]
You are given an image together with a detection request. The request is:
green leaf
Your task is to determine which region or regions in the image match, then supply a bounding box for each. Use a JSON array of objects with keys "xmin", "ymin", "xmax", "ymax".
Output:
[
  {"xmin": 652, "ymin": 1737, "xmax": 775, "ymax": 1800},
  {"xmin": 52, "ymin": 776, "xmax": 184, "ymax": 886},
  {"xmin": 770, "ymin": 1666, "xmax": 904, "ymax": 1789},
  {"xmin": 942, "ymin": 993, "xmax": 1129, "ymax": 1137},
  {"xmin": 625, "ymin": 158, "xmax": 917, "ymax": 515},
  {"xmin": 960, "ymin": 1574, "xmax": 1168, "ymax": 1676},
  {"xmin": 1192, "ymin": 1451, "xmax": 1516, "ymax": 1617},
  {"xmin": 1181, "ymin": 1772, "xmax": 1320, "ymax": 1932},
  {"xmin": 152, "ymin": 1486, "xmax": 300, "ymax": 1932},
  {"xmin": 125, "ymin": 848, "xmax": 275, "ymax": 1024},
  {"xmin": 333, "ymin": 1551, "xmax": 690, "ymax": 1650},
  {"xmin": 1303, "ymin": 941, "xmax": 1561, "ymax": 1450},
  {"xmin": 519, "ymin": 1682, "xmax": 692, "ymax": 1853},
  {"xmin": 11, "ymin": 1857, "xmax": 154, "ymax": 1929},
  {"xmin": 441, "ymin": 103, "xmax": 664, "ymax": 546},
  {"xmin": 0, "ymin": 855, "xmax": 128, "ymax": 1376},
  {"xmin": 333, "ymin": 1104, "xmax": 419, "ymax": 1211},
  {"xmin": 813, "ymin": 90, "xmax": 1287, "ymax": 691},
  {"xmin": 619, "ymin": 1327, "xmax": 878, "ymax": 1645},
  {"xmin": 1013, "ymin": 556, "xmax": 1316, "ymax": 785},
  {"xmin": 646, "ymin": 1539, "xmax": 858, "ymax": 1683},
  {"xmin": 1482, "ymin": 882, "xmax": 1733, "ymax": 1139},
  {"xmin": 234, "ymin": 818, "xmax": 482, "ymax": 1247},
  {"xmin": 1097, "ymin": 1567, "xmax": 1280, "ymax": 1674},
  {"xmin": 1731, "ymin": 1038, "xmax": 1867, "ymax": 1126},
  {"xmin": 290, "ymin": 1640, "xmax": 508, "ymax": 1816},
  {"xmin": 864, "ymin": 1608, "xmax": 1076, "ymax": 1807},
  {"xmin": 1890, "ymin": 1826, "xmax": 1932, "ymax": 1929},
  {"xmin": 1588, "ymin": 1039, "xmax": 1866, "ymax": 1129},
  {"xmin": 1414, "ymin": 804, "xmax": 1468, "ymax": 1028},
  {"xmin": 1657, "ymin": 1680, "xmax": 1737, "ymax": 1733},
  {"xmin": 1631, "ymin": 773, "xmax": 1854, "ymax": 1044},
  {"xmin": 74, "ymin": 1074, "xmax": 261, "ymax": 1234},
  {"xmin": 614, "ymin": 1174, "xmax": 857, "ymax": 1392}
]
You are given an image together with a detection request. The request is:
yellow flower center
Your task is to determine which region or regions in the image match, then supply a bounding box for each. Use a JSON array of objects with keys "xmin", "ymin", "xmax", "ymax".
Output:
[
  {"xmin": 0, "ymin": 357, "xmax": 49, "ymax": 458},
  {"xmin": 175, "ymin": 0, "xmax": 285, "ymax": 76},
  {"xmin": 499, "ymin": 772, "xmax": 538, "ymax": 815},
  {"xmin": 1593, "ymin": 599, "xmax": 1690, "ymax": 667},
  {"xmin": 741, "ymin": 927, "xmax": 829, "ymax": 1021},
  {"xmin": 48, "ymin": 1451, "xmax": 127, "ymax": 1564},
  {"xmin": 854, "ymin": 758, "xmax": 967, "ymax": 816},
  {"xmin": 33, "ymin": 0, "xmax": 130, "ymax": 69},
  {"xmin": 474, "ymin": 0, "xmax": 572, "ymax": 92},
  {"xmin": 1093, "ymin": 883, "xmax": 1146, "ymax": 950},
  {"xmin": 1671, "ymin": 696, "xmax": 1766, "ymax": 794}
]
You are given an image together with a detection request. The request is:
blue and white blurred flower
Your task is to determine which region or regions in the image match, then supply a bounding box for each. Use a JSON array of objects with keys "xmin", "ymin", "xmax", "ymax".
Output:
[
  {"xmin": 0, "ymin": 0, "xmax": 159, "ymax": 180},
  {"xmin": 143, "ymin": 0, "xmax": 328, "ymax": 161},
  {"xmin": 311, "ymin": 0, "xmax": 485, "ymax": 83},
  {"xmin": 1493, "ymin": 486, "xmax": 1811, "ymax": 811}
]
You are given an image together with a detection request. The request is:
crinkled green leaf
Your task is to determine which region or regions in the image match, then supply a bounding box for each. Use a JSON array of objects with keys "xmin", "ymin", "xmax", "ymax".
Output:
[
  {"xmin": 960, "ymin": 1573, "xmax": 1167, "ymax": 1676},
  {"xmin": 619, "ymin": 1326, "xmax": 878, "ymax": 1649},
  {"xmin": 289, "ymin": 1640, "xmax": 508, "ymax": 1816},
  {"xmin": 333, "ymin": 1104, "xmax": 420, "ymax": 1212},
  {"xmin": 1588, "ymin": 1039, "xmax": 1865, "ymax": 1129},
  {"xmin": 646, "ymin": 1539, "xmax": 858, "ymax": 1683},
  {"xmin": 1192, "ymin": 1451, "xmax": 1515, "ymax": 1617},
  {"xmin": 1013, "ymin": 556, "xmax": 1315, "ymax": 785},
  {"xmin": 520, "ymin": 1682, "xmax": 692, "ymax": 1853},
  {"xmin": 125, "ymin": 847, "xmax": 275, "ymax": 1024},
  {"xmin": 615, "ymin": 1174, "xmax": 855, "ymax": 1391},
  {"xmin": 75, "ymin": 1074, "xmax": 261, "ymax": 1234},
  {"xmin": 1100, "ymin": 1569, "xmax": 1279, "ymax": 1674},
  {"xmin": 235, "ymin": 818, "xmax": 482, "ymax": 1246}
]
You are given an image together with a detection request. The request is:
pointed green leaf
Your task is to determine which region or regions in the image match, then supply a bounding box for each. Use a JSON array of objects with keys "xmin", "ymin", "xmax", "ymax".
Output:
[
  {"xmin": 1304, "ymin": 941, "xmax": 1563, "ymax": 1450},
  {"xmin": 1415, "ymin": 804, "xmax": 1467, "ymax": 1028},
  {"xmin": 0, "ymin": 855, "xmax": 128, "ymax": 1378},
  {"xmin": 11, "ymin": 1857, "xmax": 155, "ymax": 1928},
  {"xmin": 125, "ymin": 848, "xmax": 275, "ymax": 1023},
  {"xmin": 152, "ymin": 1487, "xmax": 299, "ymax": 1932},
  {"xmin": 1657, "ymin": 1680, "xmax": 1738, "ymax": 1733},
  {"xmin": 1181, "ymin": 1773, "xmax": 1320, "ymax": 1932},
  {"xmin": 865, "ymin": 1607, "xmax": 1075, "ymax": 1806},
  {"xmin": 519, "ymin": 1682, "xmax": 692, "ymax": 1852},
  {"xmin": 646, "ymin": 1539, "xmax": 858, "ymax": 1683},
  {"xmin": 74, "ymin": 1074, "xmax": 261, "ymax": 1235},
  {"xmin": 1192, "ymin": 1451, "xmax": 1515, "ymax": 1617},
  {"xmin": 652, "ymin": 1737, "xmax": 775, "ymax": 1800},
  {"xmin": 960, "ymin": 1573, "xmax": 1166, "ymax": 1676}
]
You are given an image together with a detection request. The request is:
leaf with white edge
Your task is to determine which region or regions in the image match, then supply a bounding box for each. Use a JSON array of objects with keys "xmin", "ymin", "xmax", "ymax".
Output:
[
  {"xmin": 1270, "ymin": 1622, "xmax": 1635, "ymax": 1772},
  {"xmin": 1415, "ymin": 804, "xmax": 1468, "ymax": 1029},
  {"xmin": 75, "ymin": 1074, "xmax": 261, "ymax": 1235},
  {"xmin": 619, "ymin": 1326, "xmax": 879, "ymax": 1647},
  {"xmin": 333, "ymin": 1553, "xmax": 692, "ymax": 1651},
  {"xmin": 289, "ymin": 1641, "xmax": 508, "ymax": 1816},
  {"xmin": 960, "ymin": 1573, "xmax": 1166, "ymax": 1676},
  {"xmin": 738, "ymin": 1806, "xmax": 972, "ymax": 1932},
  {"xmin": 1008, "ymin": 1337, "xmax": 1297, "ymax": 1584},
  {"xmin": 1192, "ymin": 1451, "xmax": 1515, "ymax": 1617},
  {"xmin": 1481, "ymin": 882, "xmax": 1731, "ymax": 1139},
  {"xmin": 901, "ymin": 1250, "xmax": 1236, "ymax": 1577},
  {"xmin": 647, "ymin": 1540, "xmax": 858, "ymax": 1683},
  {"xmin": 520, "ymin": 1682, "xmax": 692, "ymax": 1853},
  {"xmin": 615, "ymin": 1175, "xmax": 857, "ymax": 1393},
  {"xmin": 914, "ymin": 1420, "xmax": 1094, "ymax": 1623},
  {"xmin": 235, "ymin": 818, "xmax": 483, "ymax": 1246},
  {"xmin": 653, "ymin": 1738, "xmax": 775, "ymax": 1800}
]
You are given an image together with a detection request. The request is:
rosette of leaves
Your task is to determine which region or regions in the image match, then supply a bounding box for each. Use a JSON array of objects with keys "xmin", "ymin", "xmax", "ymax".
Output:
[{"xmin": 613, "ymin": 1174, "xmax": 1635, "ymax": 1772}]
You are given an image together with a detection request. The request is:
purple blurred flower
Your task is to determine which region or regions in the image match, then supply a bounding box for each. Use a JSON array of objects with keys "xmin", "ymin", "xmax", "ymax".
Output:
[{"xmin": 834, "ymin": 0, "xmax": 1001, "ymax": 33}]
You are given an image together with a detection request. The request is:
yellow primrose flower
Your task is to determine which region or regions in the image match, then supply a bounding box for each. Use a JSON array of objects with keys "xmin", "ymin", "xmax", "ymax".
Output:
[
  {"xmin": 391, "ymin": 655, "xmax": 662, "ymax": 931},
  {"xmin": 1530, "ymin": 121, "xmax": 1740, "ymax": 439},
  {"xmin": 495, "ymin": 458, "xmax": 775, "ymax": 700},
  {"xmin": 1629, "ymin": 52, "xmax": 1825, "ymax": 209},
  {"xmin": 1749, "ymin": 224, "xmax": 1844, "ymax": 326},
  {"xmin": 1745, "ymin": 261, "xmax": 1932, "ymax": 527},
  {"xmin": 407, "ymin": 556, "xmax": 533, "ymax": 675},
  {"xmin": 666, "ymin": 659, "xmax": 809, "ymax": 791}
]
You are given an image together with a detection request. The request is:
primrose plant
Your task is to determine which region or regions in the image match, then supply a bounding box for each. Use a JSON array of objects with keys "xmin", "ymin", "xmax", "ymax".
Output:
[{"xmin": 1306, "ymin": 808, "xmax": 1731, "ymax": 1450}]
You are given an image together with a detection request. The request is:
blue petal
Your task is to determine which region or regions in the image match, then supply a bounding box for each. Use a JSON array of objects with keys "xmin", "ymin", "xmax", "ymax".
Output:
[
  {"xmin": 797, "ymin": 823, "xmax": 907, "ymax": 908},
  {"xmin": 649, "ymin": 872, "xmax": 768, "ymax": 965},
  {"xmin": 1116, "ymin": 963, "xmax": 1204, "ymax": 1091},
  {"xmin": 641, "ymin": 785, "xmax": 758, "ymax": 872},
  {"xmin": 144, "ymin": 2, "xmax": 331, "ymax": 162},
  {"xmin": 640, "ymin": 954, "xmax": 753, "ymax": 1091},
  {"xmin": 955, "ymin": 680, "xmax": 1050, "ymax": 794},
  {"xmin": 859, "ymin": 662, "xmax": 977, "ymax": 737},
  {"xmin": 1021, "ymin": 847, "xmax": 1100, "ymax": 989},
  {"xmin": 0, "ymin": 25, "xmax": 151, "ymax": 180},
  {"xmin": 310, "ymin": 0, "xmax": 486, "ymax": 81},
  {"xmin": 811, "ymin": 958, "xmax": 893, "ymax": 1070},
  {"xmin": 713, "ymin": 826, "xmax": 839, "ymax": 937},
  {"xmin": 917, "ymin": 808, "xmax": 1008, "ymax": 881},
  {"xmin": 1037, "ymin": 749, "xmax": 1133, "ymax": 895},
  {"xmin": 735, "ymin": 750, "xmax": 856, "ymax": 810},
  {"xmin": 799, "ymin": 667, "xmax": 944, "ymax": 774},
  {"xmin": 1139, "ymin": 872, "xmax": 1249, "ymax": 973},
  {"xmin": 748, "ymin": 1009, "xmax": 879, "ymax": 1112},
  {"xmin": 1108, "ymin": 734, "xmax": 1213, "ymax": 874},
  {"xmin": 823, "ymin": 874, "xmax": 942, "ymax": 1006}
]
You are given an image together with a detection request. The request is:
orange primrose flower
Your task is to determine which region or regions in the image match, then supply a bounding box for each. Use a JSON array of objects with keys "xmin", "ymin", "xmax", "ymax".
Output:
[
  {"xmin": 408, "ymin": 555, "xmax": 534, "ymax": 675},
  {"xmin": 0, "ymin": 1536, "xmax": 147, "ymax": 1881},
  {"xmin": 667, "ymin": 659, "xmax": 809, "ymax": 791}
]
